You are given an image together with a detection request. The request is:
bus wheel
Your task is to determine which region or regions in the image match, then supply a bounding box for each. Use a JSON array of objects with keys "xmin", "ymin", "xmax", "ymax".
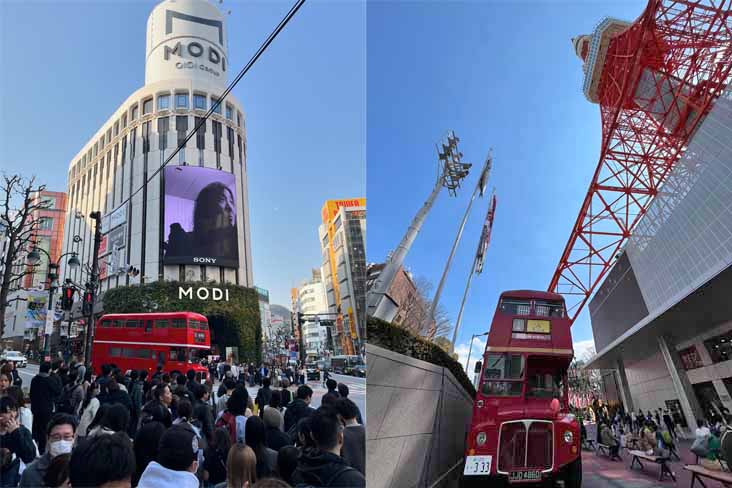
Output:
[{"xmin": 564, "ymin": 456, "xmax": 582, "ymax": 488}]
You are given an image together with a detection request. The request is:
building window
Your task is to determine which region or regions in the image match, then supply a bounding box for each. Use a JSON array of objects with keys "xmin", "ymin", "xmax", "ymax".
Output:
[
  {"xmin": 131, "ymin": 105, "xmax": 139, "ymax": 121},
  {"xmin": 158, "ymin": 117, "xmax": 169, "ymax": 151},
  {"xmin": 143, "ymin": 98, "xmax": 153, "ymax": 115},
  {"xmin": 193, "ymin": 94, "xmax": 207, "ymax": 110},
  {"xmin": 704, "ymin": 332, "xmax": 732, "ymax": 363},
  {"xmin": 195, "ymin": 117, "xmax": 206, "ymax": 150},
  {"xmin": 158, "ymin": 94, "xmax": 170, "ymax": 110},
  {"xmin": 106, "ymin": 128, "xmax": 112, "ymax": 144},
  {"xmin": 114, "ymin": 121, "xmax": 119, "ymax": 136},
  {"xmin": 679, "ymin": 346, "xmax": 704, "ymax": 370},
  {"xmin": 225, "ymin": 105, "xmax": 233, "ymax": 120},
  {"xmin": 38, "ymin": 217, "xmax": 53, "ymax": 230},
  {"xmin": 176, "ymin": 93, "xmax": 189, "ymax": 109},
  {"xmin": 122, "ymin": 114, "xmax": 127, "ymax": 128},
  {"xmin": 237, "ymin": 112, "xmax": 243, "ymax": 127},
  {"xmin": 211, "ymin": 97, "xmax": 222, "ymax": 114}
]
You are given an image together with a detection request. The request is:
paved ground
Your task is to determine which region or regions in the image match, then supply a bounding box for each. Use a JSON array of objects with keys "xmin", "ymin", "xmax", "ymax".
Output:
[{"xmin": 582, "ymin": 427, "xmax": 726, "ymax": 488}]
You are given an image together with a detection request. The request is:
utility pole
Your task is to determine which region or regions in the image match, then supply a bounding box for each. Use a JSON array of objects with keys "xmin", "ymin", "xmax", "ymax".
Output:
[
  {"xmin": 452, "ymin": 191, "xmax": 497, "ymax": 347},
  {"xmin": 367, "ymin": 131, "xmax": 471, "ymax": 322},
  {"xmin": 83, "ymin": 211, "xmax": 102, "ymax": 368},
  {"xmin": 428, "ymin": 150, "xmax": 493, "ymax": 339}
]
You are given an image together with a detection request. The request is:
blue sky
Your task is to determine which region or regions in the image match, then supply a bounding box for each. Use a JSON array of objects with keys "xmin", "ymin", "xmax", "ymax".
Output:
[
  {"xmin": 367, "ymin": 0, "xmax": 646, "ymax": 370},
  {"xmin": 0, "ymin": 0, "xmax": 365, "ymax": 308}
]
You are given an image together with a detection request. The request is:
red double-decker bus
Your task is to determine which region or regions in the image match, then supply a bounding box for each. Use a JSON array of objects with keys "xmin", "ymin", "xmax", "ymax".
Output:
[
  {"xmin": 91, "ymin": 312, "xmax": 210, "ymax": 378},
  {"xmin": 462, "ymin": 290, "xmax": 581, "ymax": 487}
]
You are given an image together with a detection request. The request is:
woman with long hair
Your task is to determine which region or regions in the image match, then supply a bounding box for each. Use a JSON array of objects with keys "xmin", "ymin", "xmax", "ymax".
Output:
[
  {"xmin": 77, "ymin": 381, "xmax": 101, "ymax": 437},
  {"xmin": 216, "ymin": 443, "xmax": 256, "ymax": 488},
  {"xmin": 244, "ymin": 416, "xmax": 277, "ymax": 479},
  {"xmin": 203, "ymin": 427, "xmax": 231, "ymax": 487},
  {"xmin": 191, "ymin": 182, "xmax": 237, "ymax": 259}
]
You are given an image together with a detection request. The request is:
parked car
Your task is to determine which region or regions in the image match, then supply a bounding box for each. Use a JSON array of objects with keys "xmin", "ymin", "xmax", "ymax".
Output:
[
  {"xmin": 1, "ymin": 350, "xmax": 27, "ymax": 368},
  {"xmin": 348, "ymin": 364, "xmax": 366, "ymax": 377},
  {"xmin": 305, "ymin": 362, "xmax": 321, "ymax": 381}
]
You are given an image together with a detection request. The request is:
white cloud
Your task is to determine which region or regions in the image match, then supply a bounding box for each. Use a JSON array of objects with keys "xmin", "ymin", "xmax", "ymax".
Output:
[
  {"xmin": 455, "ymin": 336, "xmax": 487, "ymax": 380},
  {"xmin": 573, "ymin": 339, "xmax": 596, "ymax": 362}
]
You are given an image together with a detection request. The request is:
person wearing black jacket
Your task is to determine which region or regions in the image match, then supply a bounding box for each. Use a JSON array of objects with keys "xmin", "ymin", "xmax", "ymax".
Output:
[
  {"xmin": 284, "ymin": 385, "xmax": 316, "ymax": 434},
  {"xmin": 291, "ymin": 406, "xmax": 365, "ymax": 487},
  {"xmin": 255, "ymin": 377, "xmax": 273, "ymax": 416},
  {"xmin": 140, "ymin": 384, "xmax": 173, "ymax": 428},
  {"xmin": 98, "ymin": 378, "xmax": 132, "ymax": 415},
  {"xmin": 0, "ymin": 396, "xmax": 36, "ymax": 486},
  {"xmin": 30, "ymin": 362, "xmax": 62, "ymax": 454},
  {"xmin": 190, "ymin": 383, "xmax": 214, "ymax": 446},
  {"xmin": 337, "ymin": 383, "xmax": 363, "ymax": 425}
]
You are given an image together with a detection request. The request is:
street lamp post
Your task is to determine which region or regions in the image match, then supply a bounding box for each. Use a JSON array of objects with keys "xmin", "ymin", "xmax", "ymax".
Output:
[
  {"xmin": 465, "ymin": 331, "xmax": 489, "ymax": 374},
  {"xmin": 26, "ymin": 247, "xmax": 81, "ymax": 361},
  {"xmin": 428, "ymin": 151, "xmax": 493, "ymax": 338},
  {"xmin": 83, "ymin": 211, "xmax": 103, "ymax": 369},
  {"xmin": 367, "ymin": 131, "xmax": 472, "ymax": 323}
]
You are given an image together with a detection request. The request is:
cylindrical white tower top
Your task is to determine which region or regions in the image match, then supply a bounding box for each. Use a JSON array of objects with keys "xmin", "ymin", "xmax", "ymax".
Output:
[{"xmin": 145, "ymin": 0, "xmax": 228, "ymax": 91}]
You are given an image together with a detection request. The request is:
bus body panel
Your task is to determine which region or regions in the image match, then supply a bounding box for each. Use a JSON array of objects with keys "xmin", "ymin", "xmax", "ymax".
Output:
[{"xmin": 91, "ymin": 312, "xmax": 210, "ymax": 377}]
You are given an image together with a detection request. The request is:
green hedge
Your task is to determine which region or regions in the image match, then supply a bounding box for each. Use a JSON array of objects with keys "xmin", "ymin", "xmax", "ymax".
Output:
[
  {"xmin": 101, "ymin": 281, "xmax": 261, "ymax": 364},
  {"xmin": 368, "ymin": 316, "xmax": 476, "ymax": 397}
]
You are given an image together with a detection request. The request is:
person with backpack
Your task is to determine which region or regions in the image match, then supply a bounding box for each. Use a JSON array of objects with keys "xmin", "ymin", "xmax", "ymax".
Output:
[
  {"xmin": 128, "ymin": 370, "xmax": 144, "ymax": 437},
  {"xmin": 215, "ymin": 386, "xmax": 252, "ymax": 444},
  {"xmin": 290, "ymin": 406, "xmax": 365, "ymax": 487},
  {"xmin": 284, "ymin": 385, "xmax": 316, "ymax": 436},
  {"xmin": 58, "ymin": 367, "xmax": 85, "ymax": 417}
]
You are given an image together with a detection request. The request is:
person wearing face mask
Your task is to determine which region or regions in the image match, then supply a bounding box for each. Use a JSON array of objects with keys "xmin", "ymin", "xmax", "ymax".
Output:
[
  {"xmin": 0, "ymin": 396, "xmax": 36, "ymax": 486},
  {"xmin": 19, "ymin": 413, "xmax": 77, "ymax": 488},
  {"xmin": 137, "ymin": 425, "xmax": 201, "ymax": 488}
]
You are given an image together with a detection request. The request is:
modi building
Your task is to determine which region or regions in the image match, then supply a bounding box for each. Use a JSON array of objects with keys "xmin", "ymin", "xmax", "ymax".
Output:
[
  {"xmin": 58, "ymin": 0, "xmax": 257, "ymax": 358},
  {"xmin": 61, "ymin": 0, "xmax": 253, "ymax": 292},
  {"xmin": 586, "ymin": 88, "xmax": 732, "ymax": 432}
]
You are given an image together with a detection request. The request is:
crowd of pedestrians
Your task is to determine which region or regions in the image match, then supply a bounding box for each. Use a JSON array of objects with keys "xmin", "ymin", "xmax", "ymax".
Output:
[{"xmin": 0, "ymin": 357, "xmax": 365, "ymax": 488}]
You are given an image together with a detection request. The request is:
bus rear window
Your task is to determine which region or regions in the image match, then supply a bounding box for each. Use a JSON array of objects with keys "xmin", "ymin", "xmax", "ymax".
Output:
[{"xmin": 500, "ymin": 299, "xmax": 531, "ymax": 315}]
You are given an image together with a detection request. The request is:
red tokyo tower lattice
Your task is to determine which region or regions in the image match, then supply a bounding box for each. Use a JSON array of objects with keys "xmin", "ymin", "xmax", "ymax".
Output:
[{"xmin": 549, "ymin": 0, "xmax": 732, "ymax": 322}]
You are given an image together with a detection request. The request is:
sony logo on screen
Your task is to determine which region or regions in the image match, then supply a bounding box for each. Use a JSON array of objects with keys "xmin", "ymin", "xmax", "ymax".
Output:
[
  {"xmin": 179, "ymin": 286, "xmax": 230, "ymax": 301},
  {"xmin": 163, "ymin": 10, "xmax": 226, "ymax": 75},
  {"xmin": 193, "ymin": 257, "xmax": 217, "ymax": 264}
]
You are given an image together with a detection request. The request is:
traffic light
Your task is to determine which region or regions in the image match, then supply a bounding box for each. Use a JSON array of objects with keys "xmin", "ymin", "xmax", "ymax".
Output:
[
  {"xmin": 61, "ymin": 286, "xmax": 75, "ymax": 311},
  {"xmin": 82, "ymin": 287, "xmax": 94, "ymax": 315}
]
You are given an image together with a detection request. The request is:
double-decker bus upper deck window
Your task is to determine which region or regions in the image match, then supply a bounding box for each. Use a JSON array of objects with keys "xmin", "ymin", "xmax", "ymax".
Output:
[
  {"xmin": 113, "ymin": 320, "xmax": 123, "ymax": 328},
  {"xmin": 125, "ymin": 320, "xmax": 138, "ymax": 328},
  {"xmin": 535, "ymin": 300, "xmax": 564, "ymax": 318},
  {"xmin": 500, "ymin": 299, "xmax": 531, "ymax": 316},
  {"xmin": 155, "ymin": 320, "xmax": 169, "ymax": 329},
  {"xmin": 101, "ymin": 320, "xmax": 111, "ymax": 328},
  {"xmin": 172, "ymin": 319, "xmax": 186, "ymax": 329},
  {"xmin": 512, "ymin": 319, "xmax": 525, "ymax": 332},
  {"xmin": 481, "ymin": 353, "xmax": 524, "ymax": 397}
]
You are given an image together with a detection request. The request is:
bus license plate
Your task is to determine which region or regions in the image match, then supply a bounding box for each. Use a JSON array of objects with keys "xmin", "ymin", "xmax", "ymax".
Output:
[
  {"xmin": 463, "ymin": 456, "xmax": 492, "ymax": 476},
  {"xmin": 509, "ymin": 470, "xmax": 542, "ymax": 482}
]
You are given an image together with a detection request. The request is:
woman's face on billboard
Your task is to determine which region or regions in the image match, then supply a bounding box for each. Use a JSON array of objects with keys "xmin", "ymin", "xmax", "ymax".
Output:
[{"xmin": 214, "ymin": 188, "xmax": 235, "ymax": 228}]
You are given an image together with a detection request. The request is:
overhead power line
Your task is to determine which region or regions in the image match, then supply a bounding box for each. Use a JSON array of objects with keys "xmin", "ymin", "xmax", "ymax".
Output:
[{"xmin": 115, "ymin": 0, "xmax": 306, "ymax": 212}]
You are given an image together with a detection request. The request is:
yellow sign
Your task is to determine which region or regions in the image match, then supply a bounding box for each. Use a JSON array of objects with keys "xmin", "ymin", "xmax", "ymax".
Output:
[
  {"xmin": 527, "ymin": 320, "xmax": 551, "ymax": 333},
  {"xmin": 321, "ymin": 198, "xmax": 366, "ymax": 224}
]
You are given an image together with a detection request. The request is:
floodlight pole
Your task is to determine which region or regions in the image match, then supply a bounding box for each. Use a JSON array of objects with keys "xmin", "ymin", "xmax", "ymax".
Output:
[
  {"xmin": 367, "ymin": 132, "xmax": 467, "ymax": 322},
  {"xmin": 428, "ymin": 151, "xmax": 492, "ymax": 338}
]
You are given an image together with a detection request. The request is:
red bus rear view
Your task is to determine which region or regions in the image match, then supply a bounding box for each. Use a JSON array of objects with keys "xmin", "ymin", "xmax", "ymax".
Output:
[
  {"xmin": 91, "ymin": 312, "xmax": 210, "ymax": 378},
  {"xmin": 462, "ymin": 290, "xmax": 581, "ymax": 487}
]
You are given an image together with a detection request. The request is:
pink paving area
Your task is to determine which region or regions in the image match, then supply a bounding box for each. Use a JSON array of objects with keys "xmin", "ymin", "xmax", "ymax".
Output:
[{"xmin": 582, "ymin": 437, "xmax": 728, "ymax": 488}]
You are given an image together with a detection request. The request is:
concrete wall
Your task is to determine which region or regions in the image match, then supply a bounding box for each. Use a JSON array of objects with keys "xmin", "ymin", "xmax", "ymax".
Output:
[{"xmin": 367, "ymin": 344, "xmax": 474, "ymax": 488}]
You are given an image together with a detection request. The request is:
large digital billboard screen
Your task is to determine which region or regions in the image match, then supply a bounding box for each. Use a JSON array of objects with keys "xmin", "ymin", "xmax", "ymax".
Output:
[{"xmin": 163, "ymin": 166, "xmax": 239, "ymax": 267}]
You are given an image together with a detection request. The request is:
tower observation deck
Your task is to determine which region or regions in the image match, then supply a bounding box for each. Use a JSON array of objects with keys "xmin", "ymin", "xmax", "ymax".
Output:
[{"xmin": 550, "ymin": 0, "xmax": 732, "ymax": 322}]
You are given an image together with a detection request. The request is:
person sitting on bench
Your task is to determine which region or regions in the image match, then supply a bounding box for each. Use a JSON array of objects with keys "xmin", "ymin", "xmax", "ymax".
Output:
[
  {"xmin": 600, "ymin": 421, "xmax": 621, "ymax": 460},
  {"xmin": 639, "ymin": 421, "xmax": 657, "ymax": 455}
]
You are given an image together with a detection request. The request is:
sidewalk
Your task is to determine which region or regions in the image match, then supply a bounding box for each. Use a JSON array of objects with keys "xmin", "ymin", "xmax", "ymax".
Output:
[{"xmin": 583, "ymin": 434, "xmax": 727, "ymax": 487}]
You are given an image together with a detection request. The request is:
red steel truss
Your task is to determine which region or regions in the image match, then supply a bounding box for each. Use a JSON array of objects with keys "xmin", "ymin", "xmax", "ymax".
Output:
[{"xmin": 549, "ymin": 0, "xmax": 732, "ymax": 323}]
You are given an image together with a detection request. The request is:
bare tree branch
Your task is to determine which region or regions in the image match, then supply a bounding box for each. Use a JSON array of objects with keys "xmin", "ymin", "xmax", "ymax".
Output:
[{"xmin": 0, "ymin": 173, "xmax": 49, "ymax": 337}]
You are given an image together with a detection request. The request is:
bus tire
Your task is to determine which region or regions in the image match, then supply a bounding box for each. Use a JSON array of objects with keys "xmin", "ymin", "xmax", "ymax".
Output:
[{"xmin": 564, "ymin": 456, "xmax": 582, "ymax": 488}]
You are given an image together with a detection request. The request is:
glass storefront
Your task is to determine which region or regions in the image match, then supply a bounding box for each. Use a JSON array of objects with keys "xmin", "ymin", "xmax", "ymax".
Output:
[{"xmin": 704, "ymin": 330, "xmax": 732, "ymax": 363}]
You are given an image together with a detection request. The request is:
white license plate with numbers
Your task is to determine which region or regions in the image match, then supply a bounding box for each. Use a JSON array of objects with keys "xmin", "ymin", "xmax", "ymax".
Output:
[{"xmin": 463, "ymin": 455, "xmax": 492, "ymax": 476}]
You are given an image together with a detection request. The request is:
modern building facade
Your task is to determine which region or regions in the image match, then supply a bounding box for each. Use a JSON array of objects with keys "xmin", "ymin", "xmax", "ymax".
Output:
[
  {"xmin": 298, "ymin": 271, "xmax": 330, "ymax": 358},
  {"xmin": 586, "ymin": 85, "xmax": 732, "ymax": 430},
  {"xmin": 60, "ymin": 0, "xmax": 253, "ymax": 298},
  {"xmin": 319, "ymin": 198, "xmax": 366, "ymax": 356}
]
